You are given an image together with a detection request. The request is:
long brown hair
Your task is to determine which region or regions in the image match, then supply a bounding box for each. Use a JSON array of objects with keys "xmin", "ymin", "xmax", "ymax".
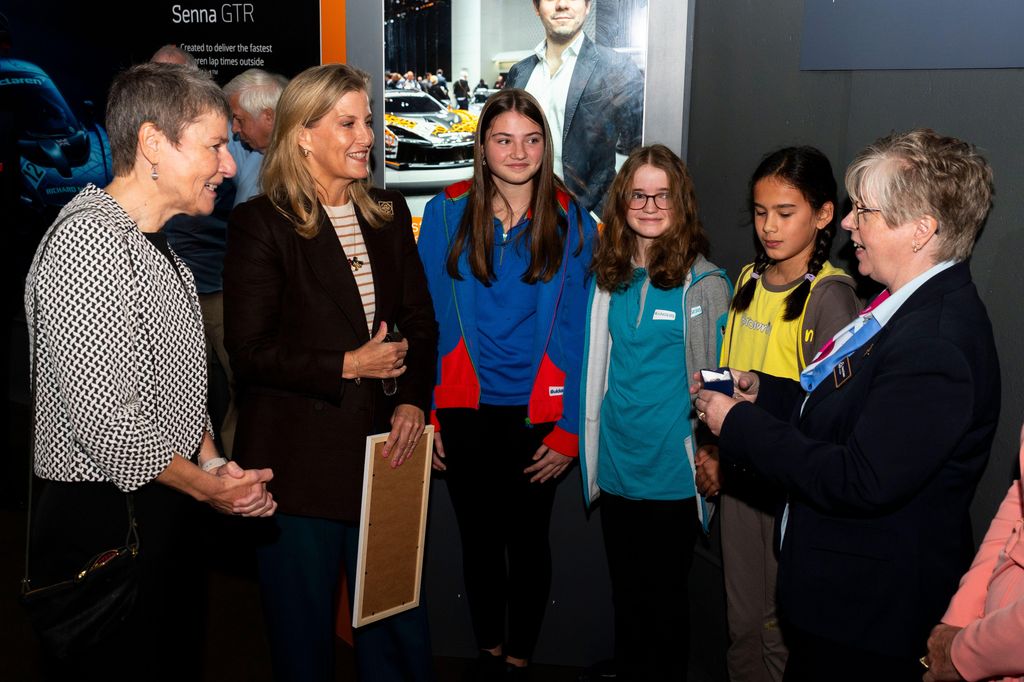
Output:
[
  {"xmin": 592, "ymin": 144, "xmax": 709, "ymax": 291},
  {"xmin": 260, "ymin": 64, "xmax": 386, "ymax": 238},
  {"xmin": 445, "ymin": 88, "xmax": 580, "ymax": 284}
]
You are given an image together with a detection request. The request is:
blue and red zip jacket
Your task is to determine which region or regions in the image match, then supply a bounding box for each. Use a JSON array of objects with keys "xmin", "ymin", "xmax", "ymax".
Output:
[{"xmin": 416, "ymin": 180, "xmax": 596, "ymax": 457}]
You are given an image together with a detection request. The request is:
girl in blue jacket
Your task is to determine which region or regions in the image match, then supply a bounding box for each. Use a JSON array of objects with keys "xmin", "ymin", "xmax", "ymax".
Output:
[{"xmin": 417, "ymin": 89, "xmax": 596, "ymax": 676}]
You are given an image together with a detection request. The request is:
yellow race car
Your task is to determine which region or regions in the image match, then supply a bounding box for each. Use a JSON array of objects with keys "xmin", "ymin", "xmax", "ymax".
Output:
[{"xmin": 383, "ymin": 90, "xmax": 478, "ymax": 170}]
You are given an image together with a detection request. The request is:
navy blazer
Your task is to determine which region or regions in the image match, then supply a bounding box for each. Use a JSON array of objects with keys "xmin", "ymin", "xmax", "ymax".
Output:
[
  {"xmin": 718, "ymin": 262, "xmax": 1000, "ymax": 658},
  {"xmin": 223, "ymin": 189, "xmax": 438, "ymax": 522},
  {"xmin": 506, "ymin": 35, "xmax": 643, "ymax": 216}
]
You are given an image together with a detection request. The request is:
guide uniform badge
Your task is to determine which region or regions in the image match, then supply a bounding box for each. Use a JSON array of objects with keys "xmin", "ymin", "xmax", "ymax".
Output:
[{"xmin": 833, "ymin": 356, "xmax": 852, "ymax": 388}]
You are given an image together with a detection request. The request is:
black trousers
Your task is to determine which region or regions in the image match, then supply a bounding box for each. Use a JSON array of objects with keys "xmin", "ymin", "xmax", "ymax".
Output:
[
  {"xmin": 29, "ymin": 479, "xmax": 202, "ymax": 681},
  {"xmin": 438, "ymin": 405, "xmax": 555, "ymax": 660},
  {"xmin": 782, "ymin": 626, "xmax": 923, "ymax": 682},
  {"xmin": 600, "ymin": 493, "xmax": 699, "ymax": 682}
]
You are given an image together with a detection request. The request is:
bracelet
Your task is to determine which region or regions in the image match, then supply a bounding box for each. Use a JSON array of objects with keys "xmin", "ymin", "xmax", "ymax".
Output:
[
  {"xmin": 352, "ymin": 354, "xmax": 361, "ymax": 385},
  {"xmin": 201, "ymin": 457, "xmax": 227, "ymax": 473}
]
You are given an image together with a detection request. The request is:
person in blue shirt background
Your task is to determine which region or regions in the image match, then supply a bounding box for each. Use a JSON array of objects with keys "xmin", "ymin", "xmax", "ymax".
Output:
[
  {"xmin": 580, "ymin": 144, "xmax": 731, "ymax": 682},
  {"xmin": 417, "ymin": 88, "xmax": 595, "ymax": 678}
]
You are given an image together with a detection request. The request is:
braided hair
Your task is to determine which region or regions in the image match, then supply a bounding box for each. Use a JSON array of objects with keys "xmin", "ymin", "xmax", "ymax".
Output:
[{"xmin": 731, "ymin": 146, "xmax": 838, "ymax": 321}]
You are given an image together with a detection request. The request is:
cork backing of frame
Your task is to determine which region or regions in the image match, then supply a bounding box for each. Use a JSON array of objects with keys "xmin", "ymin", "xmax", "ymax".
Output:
[{"xmin": 352, "ymin": 425, "xmax": 434, "ymax": 628}]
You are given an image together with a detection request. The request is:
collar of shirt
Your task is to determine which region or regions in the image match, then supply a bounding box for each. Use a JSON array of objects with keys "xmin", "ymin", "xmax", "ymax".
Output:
[
  {"xmin": 869, "ymin": 259, "xmax": 956, "ymax": 328},
  {"xmin": 798, "ymin": 259, "xmax": 957, "ymax": 390},
  {"xmin": 492, "ymin": 214, "xmax": 530, "ymax": 243},
  {"xmin": 532, "ymin": 31, "xmax": 586, "ymax": 70}
]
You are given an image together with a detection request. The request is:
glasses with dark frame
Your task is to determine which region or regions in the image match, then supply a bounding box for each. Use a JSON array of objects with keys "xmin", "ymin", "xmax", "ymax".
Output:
[
  {"xmin": 627, "ymin": 192, "xmax": 672, "ymax": 211},
  {"xmin": 853, "ymin": 204, "xmax": 883, "ymax": 228}
]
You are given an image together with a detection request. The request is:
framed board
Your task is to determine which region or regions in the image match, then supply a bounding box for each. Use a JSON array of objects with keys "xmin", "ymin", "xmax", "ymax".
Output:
[{"xmin": 352, "ymin": 425, "xmax": 434, "ymax": 627}]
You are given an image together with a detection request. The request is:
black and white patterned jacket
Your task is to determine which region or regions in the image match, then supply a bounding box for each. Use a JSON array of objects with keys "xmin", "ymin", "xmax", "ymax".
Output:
[{"xmin": 25, "ymin": 185, "xmax": 209, "ymax": 491}]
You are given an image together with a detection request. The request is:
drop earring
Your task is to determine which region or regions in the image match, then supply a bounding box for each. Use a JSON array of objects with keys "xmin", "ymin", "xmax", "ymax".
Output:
[
  {"xmin": 150, "ymin": 164, "xmax": 159, "ymax": 181},
  {"xmin": 912, "ymin": 240, "xmax": 921, "ymax": 253}
]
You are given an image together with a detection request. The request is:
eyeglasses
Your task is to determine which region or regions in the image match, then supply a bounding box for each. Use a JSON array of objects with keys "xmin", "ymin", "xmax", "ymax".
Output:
[
  {"xmin": 853, "ymin": 204, "xmax": 882, "ymax": 228},
  {"xmin": 628, "ymin": 192, "xmax": 672, "ymax": 211}
]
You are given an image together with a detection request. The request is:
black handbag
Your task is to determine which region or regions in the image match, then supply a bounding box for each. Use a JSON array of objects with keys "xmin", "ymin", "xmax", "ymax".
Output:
[
  {"xmin": 19, "ymin": 498, "xmax": 140, "ymax": 660},
  {"xmin": 19, "ymin": 207, "xmax": 141, "ymax": 660}
]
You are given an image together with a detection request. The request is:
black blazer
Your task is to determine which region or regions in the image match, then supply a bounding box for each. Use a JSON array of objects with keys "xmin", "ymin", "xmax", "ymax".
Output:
[
  {"xmin": 223, "ymin": 189, "xmax": 438, "ymax": 521},
  {"xmin": 506, "ymin": 35, "xmax": 643, "ymax": 216},
  {"xmin": 719, "ymin": 262, "xmax": 1000, "ymax": 658}
]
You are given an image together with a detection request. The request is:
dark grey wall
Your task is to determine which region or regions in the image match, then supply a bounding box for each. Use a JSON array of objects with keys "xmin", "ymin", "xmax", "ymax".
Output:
[{"xmin": 686, "ymin": 0, "xmax": 1024, "ymax": 537}]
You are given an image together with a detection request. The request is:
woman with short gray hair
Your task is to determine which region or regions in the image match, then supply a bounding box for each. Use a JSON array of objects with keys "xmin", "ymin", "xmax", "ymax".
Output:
[
  {"xmin": 694, "ymin": 129, "xmax": 1000, "ymax": 680},
  {"xmin": 24, "ymin": 62, "xmax": 276, "ymax": 677}
]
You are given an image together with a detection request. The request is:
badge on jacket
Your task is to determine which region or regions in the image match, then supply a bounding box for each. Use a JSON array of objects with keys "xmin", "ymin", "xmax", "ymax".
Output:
[{"xmin": 833, "ymin": 356, "xmax": 852, "ymax": 388}]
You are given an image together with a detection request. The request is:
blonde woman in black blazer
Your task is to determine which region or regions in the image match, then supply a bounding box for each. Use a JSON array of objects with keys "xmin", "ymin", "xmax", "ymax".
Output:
[
  {"xmin": 695, "ymin": 130, "xmax": 1000, "ymax": 682},
  {"xmin": 224, "ymin": 64, "xmax": 437, "ymax": 682}
]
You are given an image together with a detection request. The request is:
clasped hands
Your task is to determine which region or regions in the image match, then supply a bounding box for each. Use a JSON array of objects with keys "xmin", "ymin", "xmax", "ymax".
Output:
[
  {"xmin": 921, "ymin": 624, "xmax": 965, "ymax": 681},
  {"xmin": 342, "ymin": 322, "xmax": 424, "ymax": 469},
  {"xmin": 344, "ymin": 322, "xmax": 408, "ymax": 382},
  {"xmin": 207, "ymin": 460, "xmax": 277, "ymax": 517}
]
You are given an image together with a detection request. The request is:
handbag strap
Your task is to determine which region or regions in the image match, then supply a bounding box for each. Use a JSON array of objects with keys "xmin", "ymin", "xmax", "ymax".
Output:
[{"xmin": 21, "ymin": 207, "xmax": 138, "ymax": 593}]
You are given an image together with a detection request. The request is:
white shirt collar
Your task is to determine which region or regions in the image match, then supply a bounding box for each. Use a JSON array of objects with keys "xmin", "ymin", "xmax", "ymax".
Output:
[
  {"xmin": 870, "ymin": 260, "xmax": 957, "ymax": 328},
  {"xmin": 533, "ymin": 31, "xmax": 586, "ymax": 65}
]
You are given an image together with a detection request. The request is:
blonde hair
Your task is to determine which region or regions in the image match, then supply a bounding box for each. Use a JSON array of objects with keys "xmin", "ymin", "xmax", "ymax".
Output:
[
  {"xmin": 845, "ymin": 128, "xmax": 993, "ymax": 262},
  {"xmin": 260, "ymin": 63, "xmax": 386, "ymax": 238}
]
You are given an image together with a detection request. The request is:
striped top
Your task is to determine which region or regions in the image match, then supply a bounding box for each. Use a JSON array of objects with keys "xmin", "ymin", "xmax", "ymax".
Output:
[{"xmin": 325, "ymin": 202, "xmax": 375, "ymax": 334}]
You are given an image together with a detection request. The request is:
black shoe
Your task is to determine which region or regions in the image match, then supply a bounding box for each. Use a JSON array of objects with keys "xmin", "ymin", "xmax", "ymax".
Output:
[
  {"xmin": 465, "ymin": 652, "xmax": 505, "ymax": 682},
  {"xmin": 576, "ymin": 659, "xmax": 618, "ymax": 681},
  {"xmin": 504, "ymin": 662, "xmax": 530, "ymax": 681}
]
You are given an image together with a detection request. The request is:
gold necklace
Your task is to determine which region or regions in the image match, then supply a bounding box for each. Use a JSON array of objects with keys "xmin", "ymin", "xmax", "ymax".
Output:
[{"xmin": 345, "ymin": 215, "xmax": 364, "ymax": 271}]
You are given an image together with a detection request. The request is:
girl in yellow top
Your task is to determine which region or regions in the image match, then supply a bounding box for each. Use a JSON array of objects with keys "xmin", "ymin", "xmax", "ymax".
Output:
[{"xmin": 697, "ymin": 146, "xmax": 860, "ymax": 682}]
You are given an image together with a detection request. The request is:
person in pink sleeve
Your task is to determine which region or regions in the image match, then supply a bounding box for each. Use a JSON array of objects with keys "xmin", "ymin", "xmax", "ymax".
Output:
[{"xmin": 923, "ymin": 424, "xmax": 1024, "ymax": 682}]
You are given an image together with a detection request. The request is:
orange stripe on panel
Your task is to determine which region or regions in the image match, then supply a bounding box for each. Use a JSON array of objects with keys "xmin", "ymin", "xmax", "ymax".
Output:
[{"xmin": 321, "ymin": 0, "xmax": 346, "ymax": 64}]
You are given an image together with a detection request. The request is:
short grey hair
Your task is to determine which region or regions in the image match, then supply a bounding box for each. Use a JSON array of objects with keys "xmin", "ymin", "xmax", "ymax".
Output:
[
  {"xmin": 223, "ymin": 69, "xmax": 289, "ymax": 118},
  {"xmin": 150, "ymin": 44, "xmax": 197, "ymax": 69},
  {"xmin": 107, "ymin": 62, "xmax": 230, "ymax": 177},
  {"xmin": 845, "ymin": 128, "xmax": 994, "ymax": 262}
]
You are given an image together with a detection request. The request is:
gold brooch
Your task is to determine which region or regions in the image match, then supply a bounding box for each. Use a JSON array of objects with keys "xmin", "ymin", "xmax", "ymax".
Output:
[{"xmin": 378, "ymin": 201, "xmax": 394, "ymax": 216}]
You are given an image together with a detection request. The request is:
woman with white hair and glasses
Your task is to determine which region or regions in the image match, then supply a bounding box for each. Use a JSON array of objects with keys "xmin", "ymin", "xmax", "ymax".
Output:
[{"xmin": 693, "ymin": 129, "xmax": 1000, "ymax": 681}]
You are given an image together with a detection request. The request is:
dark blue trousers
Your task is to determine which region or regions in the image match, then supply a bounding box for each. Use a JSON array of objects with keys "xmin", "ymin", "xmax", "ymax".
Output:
[{"xmin": 256, "ymin": 513, "xmax": 434, "ymax": 682}]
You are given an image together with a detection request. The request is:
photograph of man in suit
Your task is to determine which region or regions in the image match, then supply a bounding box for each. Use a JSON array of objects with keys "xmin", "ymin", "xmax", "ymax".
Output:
[{"xmin": 506, "ymin": 0, "xmax": 644, "ymax": 216}]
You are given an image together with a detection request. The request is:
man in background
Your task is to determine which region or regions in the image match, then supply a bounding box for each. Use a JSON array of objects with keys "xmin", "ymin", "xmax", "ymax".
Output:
[
  {"xmin": 453, "ymin": 69, "xmax": 471, "ymax": 110},
  {"xmin": 151, "ymin": 43, "xmax": 195, "ymax": 68},
  {"xmin": 223, "ymin": 68, "xmax": 287, "ymax": 204},
  {"xmin": 151, "ymin": 49, "xmax": 287, "ymax": 456},
  {"xmin": 506, "ymin": 0, "xmax": 643, "ymax": 216}
]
